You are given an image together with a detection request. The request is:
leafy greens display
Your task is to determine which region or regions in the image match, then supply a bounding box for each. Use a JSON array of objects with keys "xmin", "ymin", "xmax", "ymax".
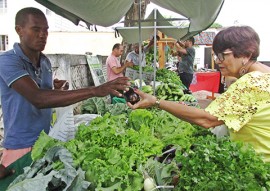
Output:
[{"xmin": 21, "ymin": 107, "xmax": 270, "ymax": 191}]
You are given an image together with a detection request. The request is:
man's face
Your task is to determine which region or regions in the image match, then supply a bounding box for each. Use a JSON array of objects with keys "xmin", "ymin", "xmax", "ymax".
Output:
[
  {"xmin": 16, "ymin": 14, "xmax": 49, "ymax": 52},
  {"xmin": 184, "ymin": 40, "xmax": 192, "ymax": 47},
  {"xmin": 183, "ymin": 40, "xmax": 189, "ymax": 47},
  {"xmin": 134, "ymin": 45, "xmax": 143, "ymax": 54},
  {"xmin": 116, "ymin": 45, "xmax": 124, "ymax": 57}
]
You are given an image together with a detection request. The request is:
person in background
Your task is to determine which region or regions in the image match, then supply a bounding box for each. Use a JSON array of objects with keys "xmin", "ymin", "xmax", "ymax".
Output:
[
  {"xmin": 127, "ymin": 26, "xmax": 270, "ymax": 163},
  {"xmin": 175, "ymin": 37, "xmax": 195, "ymax": 90},
  {"xmin": 125, "ymin": 35, "xmax": 160, "ymax": 67},
  {"xmin": 106, "ymin": 43, "xmax": 133, "ymax": 82},
  {"xmin": 106, "ymin": 43, "xmax": 134, "ymax": 103},
  {"xmin": 0, "ymin": 7, "xmax": 130, "ymax": 174}
]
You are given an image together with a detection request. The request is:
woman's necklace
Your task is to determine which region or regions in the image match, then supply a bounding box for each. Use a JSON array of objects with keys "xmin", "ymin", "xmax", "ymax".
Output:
[{"xmin": 239, "ymin": 61, "xmax": 257, "ymax": 77}]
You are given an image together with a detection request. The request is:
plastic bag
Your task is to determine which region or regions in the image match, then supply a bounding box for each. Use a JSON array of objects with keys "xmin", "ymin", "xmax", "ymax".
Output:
[
  {"xmin": 74, "ymin": 114, "xmax": 100, "ymax": 127},
  {"xmin": 49, "ymin": 106, "xmax": 76, "ymax": 142},
  {"xmin": 211, "ymin": 124, "xmax": 229, "ymax": 137},
  {"xmin": 49, "ymin": 60, "xmax": 76, "ymax": 142}
]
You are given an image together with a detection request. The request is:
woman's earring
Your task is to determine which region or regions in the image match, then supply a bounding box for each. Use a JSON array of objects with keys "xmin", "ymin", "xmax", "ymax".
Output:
[
  {"xmin": 239, "ymin": 60, "xmax": 248, "ymax": 76},
  {"xmin": 239, "ymin": 67, "xmax": 246, "ymax": 76}
]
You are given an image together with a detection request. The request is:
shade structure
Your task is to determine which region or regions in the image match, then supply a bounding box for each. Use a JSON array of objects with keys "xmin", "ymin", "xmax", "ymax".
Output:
[
  {"xmin": 35, "ymin": 0, "xmax": 134, "ymax": 27},
  {"xmin": 115, "ymin": 9, "xmax": 190, "ymax": 43},
  {"xmin": 34, "ymin": 0, "xmax": 225, "ymax": 88},
  {"xmin": 35, "ymin": 0, "xmax": 224, "ymax": 32}
]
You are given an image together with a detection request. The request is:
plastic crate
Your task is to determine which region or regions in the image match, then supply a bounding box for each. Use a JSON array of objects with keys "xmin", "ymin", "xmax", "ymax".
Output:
[
  {"xmin": 125, "ymin": 68, "xmax": 154, "ymax": 83},
  {"xmin": 125, "ymin": 68, "xmax": 139, "ymax": 80},
  {"xmin": 143, "ymin": 72, "xmax": 154, "ymax": 82}
]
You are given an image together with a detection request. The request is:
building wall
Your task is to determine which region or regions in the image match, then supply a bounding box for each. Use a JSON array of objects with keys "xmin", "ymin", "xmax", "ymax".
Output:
[
  {"xmin": 44, "ymin": 31, "xmax": 122, "ymax": 56},
  {"xmin": 0, "ymin": 0, "xmax": 47, "ymax": 50},
  {"xmin": 1, "ymin": 0, "xmax": 225, "ymax": 68},
  {"xmin": 0, "ymin": 0, "xmax": 122, "ymax": 56}
]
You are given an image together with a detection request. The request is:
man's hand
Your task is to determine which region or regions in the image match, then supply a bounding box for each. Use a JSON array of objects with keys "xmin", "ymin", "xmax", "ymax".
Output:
[
  {"xmin": 94, "ymin": 77, "xmax": 131, "ymax": 97},
  {"xmin": 53, "ymin": 78, "xmax": 69, "ymax": 90},
  {"xmin": 176, "ymin": 40, "xmax": 185, "ymax": 47},
  {"xmin": 0, "ymin": 164, "xmax": 14, "ymax": 179},
  {"xmin": 151, "ymin": 35, "xmax": 160, "ymax": 42},
  {"xmin": 175, "ymin": 41, "xmax": 187, "ymax": 55},
  {"xmin": 125, "ymin": 61, "xmax": 134, "ymax": 68},
  {"xmin": 148, "ymin": 35, "xmax": 160, "ymax": 47}
]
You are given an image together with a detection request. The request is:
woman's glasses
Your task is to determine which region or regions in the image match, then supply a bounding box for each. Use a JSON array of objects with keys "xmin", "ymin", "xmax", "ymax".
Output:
[{"xmin": 213, "ymin": 51, "xmax": 233, "ymax": 62}]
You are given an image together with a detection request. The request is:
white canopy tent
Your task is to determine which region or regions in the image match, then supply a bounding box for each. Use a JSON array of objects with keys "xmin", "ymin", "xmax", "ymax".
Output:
[
  {"xmin": 35, "ymin": 0, "xmax": 225, "ymax": 88},
  {"xmin": 34, "ymin": 0, "xmax": 224, "ymax": 33},
  {"xmin": 115, "ymin": 9, "xmax": 189, "ymax": 44}
]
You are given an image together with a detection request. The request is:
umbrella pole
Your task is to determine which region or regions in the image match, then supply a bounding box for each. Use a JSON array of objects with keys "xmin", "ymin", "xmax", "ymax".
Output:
[
  {"xmin": 153, "ymin": 8, "xmax": 157, "ymax": 96},
  {"xmin": 138, "ymin": 0, "xmax": 143, "ymax": 88}
]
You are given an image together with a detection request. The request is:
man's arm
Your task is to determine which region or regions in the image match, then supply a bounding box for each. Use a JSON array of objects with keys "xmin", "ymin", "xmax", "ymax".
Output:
[
  {"xmin": 144, "ymin": 35, "xmax": 160, "ymax": 53},
  {"xmin": 111, "ymin": 61, "xmax": 134, "ymax": 75},
  {"xmin": 11, "ymin": 75, "xmax": 130, "ymax": 109},
  {"xmin": 175, "ymin": 41, "xmax": 188, "ymax": 55}
]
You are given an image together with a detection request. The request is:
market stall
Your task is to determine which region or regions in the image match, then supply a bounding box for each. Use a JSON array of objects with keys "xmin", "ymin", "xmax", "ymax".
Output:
[
  {"xmin": 2, "ymin": 96, "xmax": 270, "ymax": 191},
  {"xmin": 7, "ymin": 1, "xmax": 269, "ymax": 191},
  {"xmin": 1, "ymin": 60, "xmax": 269, "ymax": 190}
]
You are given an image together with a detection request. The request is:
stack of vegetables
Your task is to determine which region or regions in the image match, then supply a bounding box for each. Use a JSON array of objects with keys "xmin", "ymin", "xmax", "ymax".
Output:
[
  {"xmin": 132, "ymin": 65, "xmax": 154, "ymax": 73},
  {"xmin": 156, "ymin": 68, "xmax": 183, "ymax": 87},
  {"xmin": 81, "ymin": 97, "xmax": 131, "ymax": 116},
  {"xmin": 7, "ymin": 103, "xmax": 270, "ymax": 190},
  {"xmin": 137, "ymin": 69, "xmax": 197, "ymax": 103},
  {"xmin": 5, "ymin": 62, "xmax": 269, "ymax": 190}
]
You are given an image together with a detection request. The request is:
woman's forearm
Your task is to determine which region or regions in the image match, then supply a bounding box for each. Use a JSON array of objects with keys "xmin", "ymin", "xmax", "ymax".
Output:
[{"xmin": 158, "ymin": 99, "xmax": 223, "ymax": 128}]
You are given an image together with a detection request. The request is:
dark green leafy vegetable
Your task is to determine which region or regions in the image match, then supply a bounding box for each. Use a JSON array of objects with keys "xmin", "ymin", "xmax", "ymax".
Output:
[
  {"xmin": 156, "ymin": 68, "xmax": 185, "ymax": 88},
  {"xmin": 66, "ymin": 113, "xmax": 164, "ymax": 190},
  {"xmin": 81, "ymin": 97, "xmax": 131, "ymax": 116},
  {"xmin": 30, "ymin": 108, "xmax": 270, "ymax": 191},
  {"xmin": 174, "ymin": 136, "xmax": 270, "ymax": 191},
  {"xmin": 9, "ymin": 146, "xmax": 90, "ymax": 191}
]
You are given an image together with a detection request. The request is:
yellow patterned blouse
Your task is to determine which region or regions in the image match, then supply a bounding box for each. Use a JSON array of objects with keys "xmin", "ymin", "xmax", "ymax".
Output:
[{"xmin": 205, "ymin": 71, "xmax": 270, "ymax": 162}]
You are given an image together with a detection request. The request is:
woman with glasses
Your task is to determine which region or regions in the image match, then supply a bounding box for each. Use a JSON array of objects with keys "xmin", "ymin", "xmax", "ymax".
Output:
[{"xmin": 127, "ymin": 26, "xmax": 270, "ymax": 162}]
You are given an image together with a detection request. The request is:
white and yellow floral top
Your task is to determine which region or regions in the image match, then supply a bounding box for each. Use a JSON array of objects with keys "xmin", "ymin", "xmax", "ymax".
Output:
[{"xmin": 205, "ymin": 71, "xmax": 270, "ymax": 162}]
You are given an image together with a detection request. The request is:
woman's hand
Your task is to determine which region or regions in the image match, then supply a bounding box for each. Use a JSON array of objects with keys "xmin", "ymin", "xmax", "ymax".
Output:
[{"xmin": 127, "ymin": 89, "xmax": 156, "ymax": 109}]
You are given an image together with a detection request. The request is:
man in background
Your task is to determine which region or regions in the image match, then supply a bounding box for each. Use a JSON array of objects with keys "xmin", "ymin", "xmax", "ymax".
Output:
[
  {"xmin": 106, "ymin": 43, "xmax": 133, "ymax": 103},
  {"xmin": 106, "ymin": 43, "xmax": 133, "ymax": 81},
  {"xmin": 125, "ymin": 35, "xmax": 160, "ymax": 67},
  {"xmin": 175, "ymin": 37, "xmax": 195, "ymax": 90}
]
